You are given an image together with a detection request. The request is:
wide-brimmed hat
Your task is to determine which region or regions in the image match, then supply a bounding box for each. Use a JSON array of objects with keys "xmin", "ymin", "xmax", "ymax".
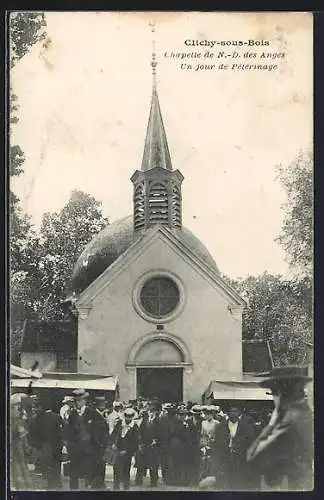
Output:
[
  {"xmin": 72, "ymin": 388, "xmax": 89, "ymax": 399},
  {"xmin": 124, "ymin": 408, "xmax": 136, "ymax": 417},
  {"xmin": 208, "ymin": 405, "xmax": 220, "ymax": 411},
  {"xmin": 62, "ymin": 396, "xmax": 75, "ymax": 404},
  {"xmin": 204, "ymin": 405, "xmax": 216, "ymax": 412},
  {"xmin": 190, "ymin": 404, "xmax": 202, "ymax": 413},
  {"xmin": 29, "ymin": 394, "xmax": 40, "ymax": 402},
  {"xmin": 258, "ymin": 365, "xmax": 312, "ymax": 388},
  {"xmin": 113, "ymin": 401, "xmax": 123, "ymax": 409}
]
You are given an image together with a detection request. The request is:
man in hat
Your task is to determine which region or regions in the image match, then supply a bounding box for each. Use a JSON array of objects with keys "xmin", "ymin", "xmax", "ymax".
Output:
[
  {"xmin": 162, "ymin": 405, "xmax": 188, "ymax": 486},
  {"xmin": 183, "ymin": 405, "xmax": 202, "ymax": 486},
  {"xmin": 158, "ymin": 403, "xmax": 174, "ymax": 484},
  {"xmin": 246, "ymin": 365, "xmax": 313, "ymax": 491},
  {"xmin": 212, "ymin": 405, "xmax": 256, "ymax": 490},
  {"xmin": 28, "ymin": 394, "xmax": 64, "ymax": 489},
  {"xmin": 65, "ymin": 388, "xmax": 109, "ymax": 490},
  {"xmin": 10, "ymin": 393, "xmax": 33, "ymax": 489},
  {"xmin": 94, "ymin": 396, "xmax": 107, "ymax": 416},
  {"xmin": 111, "ymin": 407, "xmax": 139, "ymax": 490},
  {"xmin": 135, "ymin": 402, "xmax": 162, "ymax": 487}
]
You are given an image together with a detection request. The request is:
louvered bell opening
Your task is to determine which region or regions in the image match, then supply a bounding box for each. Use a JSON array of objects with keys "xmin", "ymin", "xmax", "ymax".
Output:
[
  {"xmin": 134, "ymin": 184, "xmax": 145, "ymax": 230},
  {"xmin": 171, "ymin": 186, "xmax": 182, "ymax": 228},
  {"xmin": 148, "ymin": 182, "xmax": 169, "ymax": 225}
]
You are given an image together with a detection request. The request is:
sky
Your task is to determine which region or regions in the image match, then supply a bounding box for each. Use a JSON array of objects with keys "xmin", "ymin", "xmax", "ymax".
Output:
[{"xmin": 10, "ymin": 11, "xmax": 313, "ymax": 279}]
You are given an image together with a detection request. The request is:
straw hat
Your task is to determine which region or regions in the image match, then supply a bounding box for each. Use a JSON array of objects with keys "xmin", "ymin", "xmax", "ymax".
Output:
[
  {"xmin": 190, "ymin": 404, "xmax": 202, "ymax": 413},
  {"xmin": 62, "ymin": 396, "xmax": 75, "ymax": 404},
  {"xmin": 72, "ymin": 388, "xmax": 89, "ymax": 399},
  {"xmin": 124, "ymin": 408, "xmax": 136, "ymax": 417}
]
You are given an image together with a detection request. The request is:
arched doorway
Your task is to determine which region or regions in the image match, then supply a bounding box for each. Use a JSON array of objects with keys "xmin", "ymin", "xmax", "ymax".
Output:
[
  {"xmin": 127, "ymin": 333, "xmax": 192, "ymax": 402},
  {"xmin": 137, "ymin": 367, "xmax": 183, "ymax": 402}
]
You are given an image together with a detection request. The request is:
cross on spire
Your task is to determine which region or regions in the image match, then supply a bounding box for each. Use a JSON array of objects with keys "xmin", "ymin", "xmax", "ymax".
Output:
[{"xmin": 149, "ymin": 21, "xmax": 157, "ymax": 87}]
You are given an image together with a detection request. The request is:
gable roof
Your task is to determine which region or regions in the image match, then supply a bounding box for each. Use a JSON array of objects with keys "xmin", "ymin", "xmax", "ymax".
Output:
[
  {"xmin": 76, "ymin": 223, "xmax": 245, "ymax": 307},
  {"xmin": 70, "ymin": 215, "xmax": 220, "ymax": 294}
]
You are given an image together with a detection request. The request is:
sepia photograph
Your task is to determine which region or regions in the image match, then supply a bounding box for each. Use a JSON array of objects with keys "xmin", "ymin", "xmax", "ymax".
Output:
[{"xmin": 8, "ymin": 11, "xmax": 313, "ymax": 492}]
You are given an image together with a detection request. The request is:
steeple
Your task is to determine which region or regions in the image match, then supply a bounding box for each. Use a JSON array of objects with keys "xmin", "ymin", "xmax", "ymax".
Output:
[
  {"xmin": 141, "ymin": 86, "xmax": 173, "ymax": 172},
  {"xmin": 131, "ymin": 22, "xmax": 183, "ymax": 233},
  {"xmin": 141, "ymin": 22, "xmax": 172, "ymax": 172}
]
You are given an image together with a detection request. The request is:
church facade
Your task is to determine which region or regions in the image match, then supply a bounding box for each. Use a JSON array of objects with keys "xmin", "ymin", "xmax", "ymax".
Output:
[
  {"xmin": 18, "ymin": 57, "xmax": 274, "ymax": 403},
  {"xmin": 68, "ymin": 75, "xmax": 247, "ymax": 403}
]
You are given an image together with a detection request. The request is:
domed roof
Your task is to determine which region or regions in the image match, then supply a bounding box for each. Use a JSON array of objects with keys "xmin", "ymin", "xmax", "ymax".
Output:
[{"xmin": 71, "ymin": 215, "xmax": 220, "ymax": 294}]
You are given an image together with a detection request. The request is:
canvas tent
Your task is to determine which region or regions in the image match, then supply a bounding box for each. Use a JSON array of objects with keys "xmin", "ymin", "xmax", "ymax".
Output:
[
  {"xmin": 11, "ymin": 371, "xmax": 118, "ymax": 392},
  {"xmin": 202, "ymin": 373, "xmax": 273, "ymax": 404},
  {"xmin": 10, "ymin": 370, "xmax": 119, "ymax": 411},
  {"xmin": 10, "ymin": 364, "xmax": 42, "ymax": 379}
]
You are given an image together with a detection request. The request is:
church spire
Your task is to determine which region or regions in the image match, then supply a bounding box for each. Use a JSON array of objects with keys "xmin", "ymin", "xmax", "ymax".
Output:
[
  {"xmin": 141, "ymin": 22, "xmax": 173, "ymax": 172},
  {"xmin": 131, "ymin": 22, "xmax": 183, "ymax": 233}
]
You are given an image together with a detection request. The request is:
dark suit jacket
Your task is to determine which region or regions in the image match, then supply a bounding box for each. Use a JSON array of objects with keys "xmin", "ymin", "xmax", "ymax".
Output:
[
  {"xmin": 65, "ymin": 407, "xmax": 109, "ymax": 456},
  {"xmin": 247, "ymin": 401, "xmax": 313, "ymax": 490},
  {"xmin": 137, "ymin": 418, "xmax": 162, "ymax": 466},
  {"xmin": 138, "ymin": 418, "xmax": 163, "ymax": 446},
  {"xmin": 185, "ymin": 417, "xmax": 201, "ymax": 449},
  {"xmin": 111, "ymin": 420, "xmax": 139, "ymax": 456},
  {"xmin": 28, "ymin": 410, "xmax": 63, "ymax": 462},
  {"xmin": 215, "ymin": 416, "xmax": 257, "ymax": 467}
]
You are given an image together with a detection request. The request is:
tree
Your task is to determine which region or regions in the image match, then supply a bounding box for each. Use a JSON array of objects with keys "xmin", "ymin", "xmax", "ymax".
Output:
[
  {"xmin": 9, "ymin": 11, "xmax": 47, "ymax": 68},
  {"xmin": 32, "ymin": 190, "xmax": 109, "ymax": 320},
  {"xmin": 9, "ymin": 12, "xmax": 47, "ymax": 361},
  {"xmin": 276, "ymin": 149, "xmax": 313, "ymax": 278},
  {"xmin": 275, "ymin": 148, "xmax": 313, "ymax": 365},
  {"xmin": 10, "ymin": 190, "xmax": 109, "ymax": 360},
  {"xmin": 224, "ymin": 273, "xmax": 312, "ymax": 366},
  {"xmin": 9, "ymin": 11, "xmax": 48, "ymax": 275}
]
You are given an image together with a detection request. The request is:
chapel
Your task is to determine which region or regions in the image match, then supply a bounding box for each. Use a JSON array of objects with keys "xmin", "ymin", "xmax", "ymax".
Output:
[{"xmin": 18, "ymin": 45, "xmax": 273, "ymax": 404}]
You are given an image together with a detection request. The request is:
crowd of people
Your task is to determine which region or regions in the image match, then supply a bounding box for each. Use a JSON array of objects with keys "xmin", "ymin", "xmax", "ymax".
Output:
[{"xmin": 10, "ymin": 365, "xmax": 314, "ymax": 491}]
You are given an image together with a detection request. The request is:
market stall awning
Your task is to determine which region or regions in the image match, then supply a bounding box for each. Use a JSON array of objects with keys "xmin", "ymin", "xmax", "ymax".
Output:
[
  {"xmin": 11, "ymin": 364, "xmax": 42, "ymax": 379},
  {"xmin": 205, "ymin": 379, "xmax": 273, "ymax": 401},
  {"xmin": 11, "ymin": 372, "xmax": 118, "ymax": 391}
]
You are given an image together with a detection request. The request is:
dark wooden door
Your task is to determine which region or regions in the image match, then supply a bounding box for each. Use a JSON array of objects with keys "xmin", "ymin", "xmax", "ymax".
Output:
[{"xmin": 136, "ymin": 367, "xmax": 183, "ymax": 402}]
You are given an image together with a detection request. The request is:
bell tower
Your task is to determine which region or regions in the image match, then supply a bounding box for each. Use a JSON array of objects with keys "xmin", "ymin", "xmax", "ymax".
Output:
[{"xmin": 131, "ymin": 22, "xmax": 184, "ymax": 234}]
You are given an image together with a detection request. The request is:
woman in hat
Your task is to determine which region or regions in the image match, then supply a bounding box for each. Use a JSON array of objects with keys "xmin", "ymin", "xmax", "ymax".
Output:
[
  {"xmin": 10, "ymin": 393, "xmax": 33, "ymax": 490},
  {"xmin": 107, "ymin": 401, "xmax": 124, "ymax": 436},
  {"xmin": 60, "ymin": 396, "xmax": 75, "ymax": 423},
  {"xmin": 246, "ymin": 365, "xmax": 313, "ymax": 490}
]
